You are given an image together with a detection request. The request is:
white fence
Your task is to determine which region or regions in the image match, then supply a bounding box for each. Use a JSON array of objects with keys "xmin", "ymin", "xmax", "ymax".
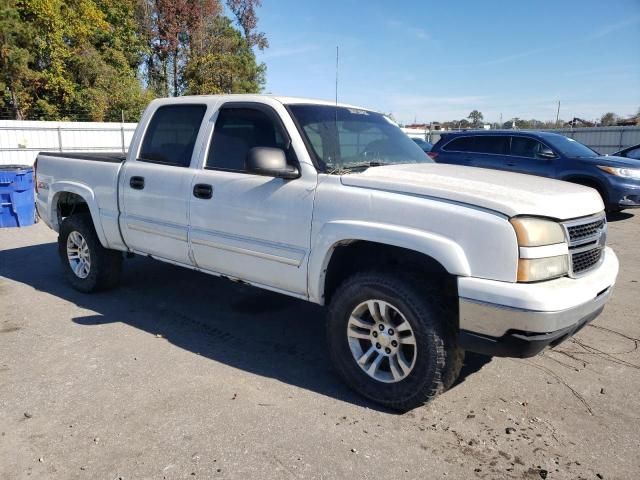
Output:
[
  {"xmin": 537, "ymin": 126, "xmax": 640, "ymax": 154},
  {"xmin": 403, "ymin": 126, "xmax": 640, "ymax": 154},
  {"xmin": 0, "ymin": 120, "xmax": 137, "ymax": 166},
  {"xmin": 2, "ymin": 121, "xmax": 639, "ymax": 166}
]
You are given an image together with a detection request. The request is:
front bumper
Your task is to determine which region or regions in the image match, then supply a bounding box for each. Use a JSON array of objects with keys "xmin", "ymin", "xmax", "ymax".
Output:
[
  {"xmin": 457, "ymin": 247, "xmax": 618, "ymax": 358},
  {"xmin": 607, "ymin": 178, "xmax": 640, "ymax": 209}
]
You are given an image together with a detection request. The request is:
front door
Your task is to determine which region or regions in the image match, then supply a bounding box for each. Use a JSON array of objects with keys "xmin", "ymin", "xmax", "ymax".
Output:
[
  {"xmin": 120, "ymin": 103, "xmax": 207, "ymax": 265},
  {"xmin": 189, "ymin": 103, "xmax": 317, "ymax": 296},
  {"xmin": 505, "ymin": 136, "xmax": 557, "ymax": 177}
]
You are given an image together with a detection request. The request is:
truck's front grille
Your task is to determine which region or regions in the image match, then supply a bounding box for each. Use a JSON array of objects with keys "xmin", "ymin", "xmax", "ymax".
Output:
[
  {"xmin": 566, "ymin": 217, "xmax": 606, "ymax": 243},
  {"xmin": 571, "ymin": 247, "xmax": 604, "ymax": 274},
  {"xmin": 562, "ymin": 214, "xmax": 607, "ymax": 277}
]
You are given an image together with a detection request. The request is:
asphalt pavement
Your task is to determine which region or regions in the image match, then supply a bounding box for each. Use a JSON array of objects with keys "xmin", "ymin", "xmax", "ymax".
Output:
[{"xmin": 1, "ymin": 212, "xmax": 639, "ymax": 479}]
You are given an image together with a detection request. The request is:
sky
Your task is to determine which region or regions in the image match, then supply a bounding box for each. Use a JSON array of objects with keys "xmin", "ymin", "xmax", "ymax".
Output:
[{"xmin": 254, "ymin": 0, "xmax": 640, "ymax": 125}]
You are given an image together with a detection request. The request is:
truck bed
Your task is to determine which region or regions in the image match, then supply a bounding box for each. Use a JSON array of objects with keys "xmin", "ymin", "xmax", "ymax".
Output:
[{"xmin": 39, "ymin": 152, "xmax": 126, "ymax": 163}]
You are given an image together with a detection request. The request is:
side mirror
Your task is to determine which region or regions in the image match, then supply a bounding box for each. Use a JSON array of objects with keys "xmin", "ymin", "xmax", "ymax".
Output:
[
  {"xmin": 536, "ymin": 147, "xmax": 556, "ymax": 159},
  {"xmin": 245, "ymin": 147, "xmax": 299, "ymax": 179}
]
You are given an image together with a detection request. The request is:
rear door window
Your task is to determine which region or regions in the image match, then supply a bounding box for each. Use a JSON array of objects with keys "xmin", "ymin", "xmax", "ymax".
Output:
[
  {"xmin": 474, "ymin": 136, "xmax": 509, "ymax": 155},
  {"xmin": 443, "ymin": 136, "xmax": 475, "ymax": 152},
  {"xmin": 139, "ymin": 104, "xmax": 207, "ymax": 167}
]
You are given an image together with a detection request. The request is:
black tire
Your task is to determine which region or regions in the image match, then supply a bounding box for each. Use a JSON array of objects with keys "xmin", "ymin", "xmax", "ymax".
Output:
[
  {"xmin": 58, "ymin": 213, "xmax": 122, "ymax": 292},
  {"xmin": 326, "ymin": 271, "xmax": 464, "ymax": 412}
]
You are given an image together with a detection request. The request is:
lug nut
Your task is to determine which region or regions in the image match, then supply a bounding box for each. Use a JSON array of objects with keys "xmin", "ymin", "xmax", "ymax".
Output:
[
  {"xmin": 388, "ymin": 328, "xmax": 394, "ymax": 335},
  {"xmin": 391, "ymin": 340, "xmax": 398, "ymax": 347},
  {"xmin": 376, "ymin": 342, "xmax": 381, "ymax": 349},
  {"xmin": 378, "ymin": 324, "xmax": 384, "ymax": 331},
  {"xmin": 385, "ymin": 347, "xmax": 391, "ymax": 354},
  {"xmin": 372, "ymin": 331, "xmax": 378, "ymax": 338}
]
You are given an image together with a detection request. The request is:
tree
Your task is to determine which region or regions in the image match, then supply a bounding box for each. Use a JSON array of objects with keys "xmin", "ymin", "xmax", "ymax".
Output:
[
  {"xmin": 137, "ymin": 0, "xmax": 266, "ymax": 97},
  {"xmin": 1, "ymin": 0, "xmax": 152, "ymax": 121},
  {"xmin": 467, "ymin": 110, "xmax": 484, "ymax": 127},
  {"xmin": 225, "ymin": 0, "xmax": 268, "ymax": 50},
  {"xmin": 184, "ymin": 15, "xmax": 265, "ymax": 94},
  {"xmin": 600, "ymin": 112, "xmax": 618, "ymax": 126}
]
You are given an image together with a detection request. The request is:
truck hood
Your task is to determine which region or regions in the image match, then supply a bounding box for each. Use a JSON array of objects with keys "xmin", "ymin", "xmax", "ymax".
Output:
[{"xmin": 340, "ymin": 163, "xmax": 603, "ymax": 220}]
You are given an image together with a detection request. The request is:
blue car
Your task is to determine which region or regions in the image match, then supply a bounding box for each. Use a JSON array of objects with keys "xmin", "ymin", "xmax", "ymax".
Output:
[
  {"xmin": 429, "ymin": 131, "xmax": 640, "ymax": 212},
  {"xmin": 411, "ymin": 137, "xmax": 433, "ymax": 153}
]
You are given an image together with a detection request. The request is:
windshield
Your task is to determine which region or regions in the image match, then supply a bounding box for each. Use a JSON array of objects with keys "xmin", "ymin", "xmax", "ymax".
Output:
[
  {"xmin": 545, "ymin": 135, "xmax": 599, "ymax": 158},
  {"xmin": 288, "ymin": 104, "xmax": 431, "ymax": 172}
]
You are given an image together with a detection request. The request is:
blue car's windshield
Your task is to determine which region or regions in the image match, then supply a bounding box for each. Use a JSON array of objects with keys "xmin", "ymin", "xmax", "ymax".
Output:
[
  {"xmin": 546, "ymin": 135, "xmax": 599, "ymax": 158},
  {"xmin": 288, "ymin": 104, "xmax": 431, "ymax": 172}
]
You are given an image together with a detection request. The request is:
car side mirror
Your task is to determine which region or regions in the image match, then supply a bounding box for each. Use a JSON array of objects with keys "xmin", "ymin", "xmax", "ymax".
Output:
[
  {"xmin": 536, "ymin": 148, "xmax": 556, "ymax": 159},
  {"xmin": 246, "ymin": 147, "xmax": 299, "ymax": 179}
]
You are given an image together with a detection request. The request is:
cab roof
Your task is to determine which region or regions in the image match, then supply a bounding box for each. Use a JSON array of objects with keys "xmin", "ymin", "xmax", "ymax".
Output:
[{"xmin": 151, "ymin": 94, "xmax": 373, "ymax": 112}]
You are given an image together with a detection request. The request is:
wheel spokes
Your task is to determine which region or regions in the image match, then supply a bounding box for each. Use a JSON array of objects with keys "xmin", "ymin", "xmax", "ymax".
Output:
[
  {"xmin": 346, "ymin": 299, "xmax": 418, "ymax": 384},
  {"xmin": 66, "ymin": 231, "xmax": 90, "ymax": 279},
  {"xmin": 358, "ymin": 345, "xmax": 376, "ymax": 366},
  {"xmin": 366, "ymin": 352, "xmax": 384, "ymax": 376},
  {"xmin": 349, "ymin": 314, "xmax": 373, "ymax": 331}
]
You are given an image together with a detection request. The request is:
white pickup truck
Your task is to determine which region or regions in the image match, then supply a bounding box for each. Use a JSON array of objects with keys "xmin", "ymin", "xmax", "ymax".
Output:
[{"xmin": 35, "ymin": 95, "xmax": 619, "ymax": 411}]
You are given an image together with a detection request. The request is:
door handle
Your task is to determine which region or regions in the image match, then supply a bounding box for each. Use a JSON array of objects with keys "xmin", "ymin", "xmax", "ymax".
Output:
[
  {"xmin": 193, "ymin": 183, "xmax": 213, "ymax": 199},
  {"xmin": 130, "ymin": 176, "xmax": 145, "ymax": 190}
]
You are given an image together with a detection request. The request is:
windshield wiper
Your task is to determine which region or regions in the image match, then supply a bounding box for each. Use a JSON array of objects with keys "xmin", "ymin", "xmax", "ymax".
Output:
[{"xmin": 327, "ymin": 161, "xmax": 388, "ymax": 174}]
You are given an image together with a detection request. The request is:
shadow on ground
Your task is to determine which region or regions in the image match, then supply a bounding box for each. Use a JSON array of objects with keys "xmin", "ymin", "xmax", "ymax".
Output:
[
  {"xmin": 606, "ymin": 211, "xmax": 635, "ymax": 222},
  {"xmin": 0, "ymin": 241, "xmax": 491, "ymax": 413}
]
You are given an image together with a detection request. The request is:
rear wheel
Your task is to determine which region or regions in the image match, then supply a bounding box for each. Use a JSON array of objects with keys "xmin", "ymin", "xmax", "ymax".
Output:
[
  {"xmin": 326, "ymin": 271, "xmax": 463, "ymax": 411},
  {"xmin": 58, "ymin": 213, "xmax": 122, "ymax": 292}
]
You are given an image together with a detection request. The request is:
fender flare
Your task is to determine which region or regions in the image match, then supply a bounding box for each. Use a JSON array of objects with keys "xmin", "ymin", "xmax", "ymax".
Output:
[
  {"xmin": 49, "ymin": 182, "xmax": 109, "ymax": 247},
  {"xmin": 307, "ymin": 220, "xmax": 471, "ymax": 304}
]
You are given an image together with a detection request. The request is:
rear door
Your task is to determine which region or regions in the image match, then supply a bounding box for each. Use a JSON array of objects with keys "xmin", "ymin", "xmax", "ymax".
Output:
[
  {"xmin": 467, "ymin": 135, "xmax": 510, "ymax": 169},
  {"xmin": 188, "ymin": 102, "xmax": 316, "ymax": 296},
  {"xmin": 436, "ymin": 136, "xmax": 476, "ymax": 165},
  {"xmin": 505, "ymin": 136, "xmax": 557, "ymax": 177},
  {"xmin": 119, "ymin": 103, "xmax": 208, "ymax": 265}
]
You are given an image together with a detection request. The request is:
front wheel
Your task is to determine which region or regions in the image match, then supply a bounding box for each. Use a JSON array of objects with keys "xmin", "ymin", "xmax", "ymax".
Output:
[
  {"xmin": 326, "ymin": 271, "xmax": 463, "ymax": 411},
  {"xmin": 58, "ymin": 213, "xmax": 122, "ymax": 292}
]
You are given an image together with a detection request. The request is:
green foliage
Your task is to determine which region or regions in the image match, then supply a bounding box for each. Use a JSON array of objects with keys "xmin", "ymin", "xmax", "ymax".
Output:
[
  {"xmin": 137, "ymin": 0, "xmax": 265, "ymax": 97},
  {"xmin": 1, "ymin": 0, "xmax": 267, "ymax": 120},
  {"xmin": 1, "ymin": 0, "xmax": 152, "ymax": 121},
  {"xmin": 467, "ymin": 110, "xmax": 484, "ymax": 127},
  {"xmin": 184, "ymin": 16, "xmax": 265, "ymax": 95},
  {"xmin": 600, "ymin": 112, "xmax": 618, "ymax": 126}
]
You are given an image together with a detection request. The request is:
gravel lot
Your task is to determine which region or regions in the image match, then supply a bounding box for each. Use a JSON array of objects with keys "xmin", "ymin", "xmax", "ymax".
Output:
[{"xmin": 1, "ymin": 212, "xmax": 639, "ymax": 480}]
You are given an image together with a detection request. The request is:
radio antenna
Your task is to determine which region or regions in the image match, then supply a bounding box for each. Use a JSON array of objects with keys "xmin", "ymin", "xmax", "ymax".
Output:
[{"xmin": 335, "ymin": 45, "xmax": 339, "ymax": 106}]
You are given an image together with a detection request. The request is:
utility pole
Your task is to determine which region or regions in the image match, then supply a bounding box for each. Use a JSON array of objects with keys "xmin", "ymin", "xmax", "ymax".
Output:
[{"xmin": 555, "ymin": 100, "xmax": 561, "ymax": 127}]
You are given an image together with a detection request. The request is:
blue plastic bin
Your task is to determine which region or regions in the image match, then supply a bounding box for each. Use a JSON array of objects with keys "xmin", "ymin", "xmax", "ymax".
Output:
[{"xmin": 0, "ymin": 165, "xmax": 35, "ymax": 228}]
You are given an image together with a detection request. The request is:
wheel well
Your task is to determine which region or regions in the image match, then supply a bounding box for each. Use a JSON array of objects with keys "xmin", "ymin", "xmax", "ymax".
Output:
[
  {"xmin": 323, "ymin": 241, "xmax": 458, "ymax": 306},
  {"xmin": 56, "ymin": 192, "xmax": 90, "ymax": 225}
]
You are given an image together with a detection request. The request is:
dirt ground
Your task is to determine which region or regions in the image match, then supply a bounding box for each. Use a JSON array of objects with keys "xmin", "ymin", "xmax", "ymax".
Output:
[{"xmin": 1, "ymin": 212, "xmax": 639, "ymax": 480}]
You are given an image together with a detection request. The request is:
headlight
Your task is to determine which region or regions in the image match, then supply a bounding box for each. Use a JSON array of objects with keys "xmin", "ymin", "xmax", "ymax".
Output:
[
  {"xmin": 510, "ymin": 217, "xmax": 566, "ymax": 247},
  {"xmin": 511, "ymin": 217, "xmax": 568, "ymax": 282},
  {"xmin": 517, "ymin": 256, "xmax": 569, "ymax": 282},
  {"xmin": 597, "ymin": 165, "xmax": 640, "ymax": 179}
]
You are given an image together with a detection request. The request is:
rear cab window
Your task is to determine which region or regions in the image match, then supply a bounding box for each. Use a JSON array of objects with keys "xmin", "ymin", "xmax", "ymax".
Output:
[{"xmin": 139, "ymin": 104, "xmax": 207, "ymax": 167}]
